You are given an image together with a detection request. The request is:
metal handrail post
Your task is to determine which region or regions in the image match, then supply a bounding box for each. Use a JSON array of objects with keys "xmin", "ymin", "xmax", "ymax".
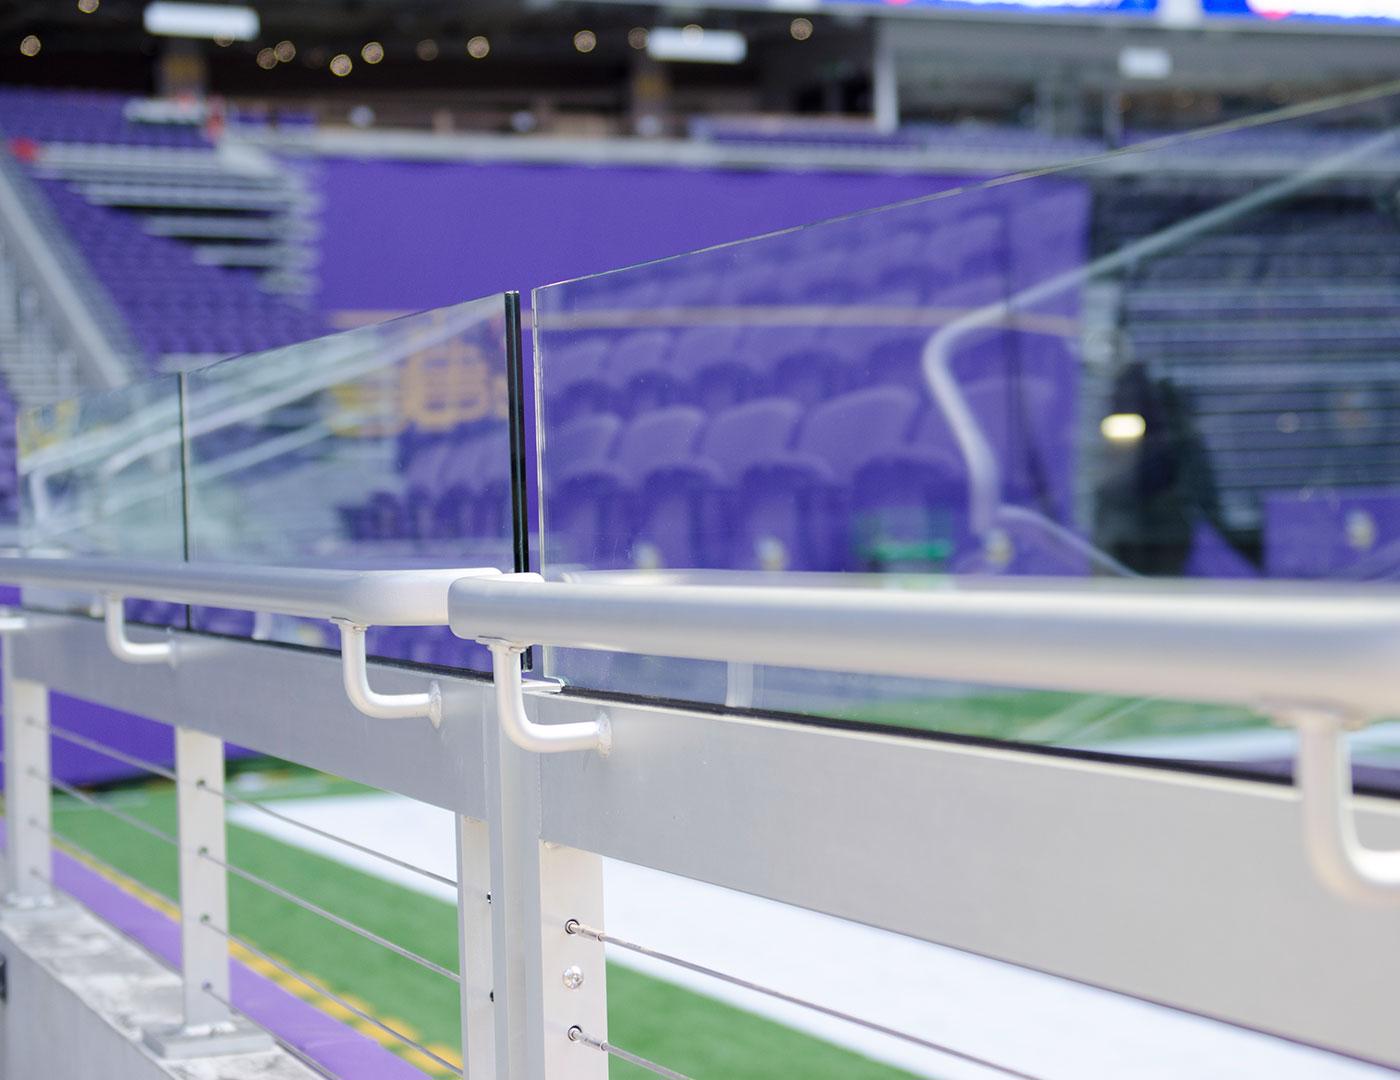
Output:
[
  {"xmin": 2, "ymin": 622, "xmax": 51, "ymax": 909},
  {"xmin": 142, "ymin": 729, "xmax": 272, "ymax": 1058}
]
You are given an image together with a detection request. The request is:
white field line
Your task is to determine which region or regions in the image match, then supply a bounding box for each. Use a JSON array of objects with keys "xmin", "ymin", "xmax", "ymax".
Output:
[{"xmin": 228, "ymin": 791, "xmax": 1390, "ymax": 1080}]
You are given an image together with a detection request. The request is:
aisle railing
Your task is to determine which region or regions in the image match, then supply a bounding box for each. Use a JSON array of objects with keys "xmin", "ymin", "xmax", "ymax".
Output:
[{"xmin": 1, "ymin": 557, "xmax": 1399, "ymax": 1076}]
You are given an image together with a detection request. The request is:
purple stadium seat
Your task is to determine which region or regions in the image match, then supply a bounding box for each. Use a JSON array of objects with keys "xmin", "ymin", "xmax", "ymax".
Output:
[
  {"xmin": 606, "ymin": 330, "xmax": 676, "ymax": 413},
  {"xmin": 544, "ymin": 414, "xmax": 622, "ymax": 564},
  {"xmin": 550, "ymin": 407, "xmax": 706, "ymax": 569},
  {"xmin": 733, "ymin": 386, "xmax": 919, "ymax": 570},
  {"xmin": 632, "ymin": 397, "xmax": 804, "ymax": 569},
  {"xmin": 547, "ymin": 339, "xmax": 612, "ymax": 422}
]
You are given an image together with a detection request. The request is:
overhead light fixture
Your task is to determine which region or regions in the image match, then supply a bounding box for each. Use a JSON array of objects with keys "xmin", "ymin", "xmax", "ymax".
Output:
[
  {"xmin": 143, "ymin": 2, "xmax": 259, "ymax": 41},
  {"xmin": 647, "ymin": 26, "xmax": 746, "ymax": 64},
  {"xmin": 1100, "ymin": 413, "xmax": 1147, "ymax": 442}
]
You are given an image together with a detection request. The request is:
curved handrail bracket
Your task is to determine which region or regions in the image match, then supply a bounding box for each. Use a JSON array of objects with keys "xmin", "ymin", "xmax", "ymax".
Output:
[
  {"xmin": 1271, "ymin": 704, "xmax": 1400, "ymax": 906},
  {"xmin": 334, "ymin": 621, "xmax": 442, "ymax": 727},
  {"xmin": 105, "ymin": 595, "xmax": 176, "ymax": 667},
  {"xmin": 482, "ymin": 639, "xmax": 610, "ymax": 755}
]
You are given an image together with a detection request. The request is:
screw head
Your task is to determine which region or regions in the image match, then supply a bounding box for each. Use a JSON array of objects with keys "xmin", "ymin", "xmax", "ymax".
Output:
[{"xmin": 562, "ymin": 965, "xmax": 585, "ymax": 990}]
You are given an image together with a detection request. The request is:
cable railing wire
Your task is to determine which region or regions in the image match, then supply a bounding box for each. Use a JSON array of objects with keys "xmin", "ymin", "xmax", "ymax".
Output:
[
  {"xmin": 42, "ymin": 771, "xmax": 180, "ymax": 848},
  {"xmin": 568, "ymin": 1026, "xmax": 692, "ymax": 1079},
  {"xmin": 30, "ymin": 715, "xmax": 456, "ymax": 893},
  {"xmin": 197, "ymin": 779, "xmax": 458, "ymax": 891},
  {"xmin": 26, "ymin": 818, "xmax": 177, "ymax": 906},
  {"xmin": 38, "ymin": 720, "xmax": 177, "ymax": 781},
  {"xmin": 30, "ymin": 718, "xmax": 457, "ymax": 891},
  {"xmin": 199, "ymin": 916, "xmax": 463, "ymax": 1077},
  {"xmin": 565, "ymin": 920, "xmax": 1045, "ymax": 1080},
  {"xmin": 33, "ymin": 760, "xmax": 456, "ymax": 982},
  {"xmin": 196, "ymin": 847, "xmax": 461, "ymax": 984}
]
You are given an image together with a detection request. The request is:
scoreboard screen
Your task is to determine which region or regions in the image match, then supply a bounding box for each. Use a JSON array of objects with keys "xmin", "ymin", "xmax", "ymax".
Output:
[
  {"xmin": 1203, "ymin": 0, "xmax": 1400, "ymax": 19},
  {"xmin": 847, "ymin": 0, "xmax": 1156, "ymax": 12}
]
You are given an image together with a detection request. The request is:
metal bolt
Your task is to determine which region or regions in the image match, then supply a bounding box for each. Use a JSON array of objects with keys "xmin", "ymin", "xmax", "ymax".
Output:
[{"xmin": 562, "ymin": 964, "xmax": 585, "ymax": 990}]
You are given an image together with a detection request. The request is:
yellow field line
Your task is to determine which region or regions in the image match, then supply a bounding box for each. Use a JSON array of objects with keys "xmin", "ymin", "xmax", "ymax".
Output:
[{"xmin": 58, "ymin": 840, "xmax": 463, "ymax": 1077}]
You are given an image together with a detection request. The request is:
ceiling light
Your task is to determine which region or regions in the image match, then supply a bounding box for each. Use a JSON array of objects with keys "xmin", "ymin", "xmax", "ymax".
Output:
[
  {"xmin": 647, "ymin": 26, "xmax": 746, "ymax": 64},
  {"xmin": 1100, "ymin": 413, "xmax": 1147, "ymax": 442},
  {"xmin": 143, "ymin": 2, "xmax": 259, "ymax": 41}
]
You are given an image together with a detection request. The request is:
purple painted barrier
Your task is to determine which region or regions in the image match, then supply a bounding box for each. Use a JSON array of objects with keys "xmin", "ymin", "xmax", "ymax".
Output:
[
  {"xmin": 49, "ymin": 844, "xmax": 434, "ymax": 1080},
  {"xmin": 317, "ymin": 159, "xmax": 971, "ymax": 313}
]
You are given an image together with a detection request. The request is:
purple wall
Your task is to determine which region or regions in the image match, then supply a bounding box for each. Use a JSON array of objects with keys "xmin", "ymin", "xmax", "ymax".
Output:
[{"xmin": 317, "ymin": 158, "xmax": 970, "ymax": 312}]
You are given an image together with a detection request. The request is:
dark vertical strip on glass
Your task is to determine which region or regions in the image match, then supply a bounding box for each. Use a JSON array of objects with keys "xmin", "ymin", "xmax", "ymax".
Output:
[
  {"xmin": 504, "ymin": 291, "xmax": 531, "ymax": 578},
  {"xmin": 176, "ymin": 370, "xmax": 193, "ymax": 631},
  {"xmin": 503, "ymin": 292, "xmax": 534, "ymax": 670}
]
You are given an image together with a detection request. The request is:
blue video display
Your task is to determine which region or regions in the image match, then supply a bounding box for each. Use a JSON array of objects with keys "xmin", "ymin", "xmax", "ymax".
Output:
[
  {"xmin": 1204, "ymin": 0, "xmax": 1400, "ymax": 21},
  {"xmin": 841, "ymin": 0, "xmax": 1156, "ymax": 14}
]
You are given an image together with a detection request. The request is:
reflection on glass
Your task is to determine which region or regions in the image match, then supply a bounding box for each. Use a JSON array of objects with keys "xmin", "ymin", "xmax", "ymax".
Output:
[
  {"xmin": 17, "ymin": 377, "xmax": 186, "ymax": 624},
  {"xmin": 183, "ymin": 296, "xmax": 520, "ymax": 670},
  {"xmin": 532, "ymin": 88, "xmax": 1400, "ymax": 773}
]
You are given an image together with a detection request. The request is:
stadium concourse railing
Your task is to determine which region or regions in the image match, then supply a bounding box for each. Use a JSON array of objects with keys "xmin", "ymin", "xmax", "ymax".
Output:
[{"xmin": 0, "ymin": 556, "xmax": 1398, "ymax": 1075}]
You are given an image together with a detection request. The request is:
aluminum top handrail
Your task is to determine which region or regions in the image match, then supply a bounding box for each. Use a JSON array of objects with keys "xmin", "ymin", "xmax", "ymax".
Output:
[
  {"xmin": 450, "ymin": 573, "xmax": 1400, "ymax": 719},
  {"xmin": 4, "ymin": 557, "xmax": 502, "ymax": 627},
  {"xmin": 450, "ymin": 572, "xmax": 1400, "ymax": 900}
]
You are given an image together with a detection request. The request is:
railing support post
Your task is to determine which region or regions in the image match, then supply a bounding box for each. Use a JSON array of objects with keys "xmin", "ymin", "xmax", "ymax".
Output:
[
  {"xmin": 456, "ymin": 814, "xmax": 496, "ymax": 1078},
  {"xmin": 482, "ymin": 688, "xmax": 543, "ymax": 1079},
  {"xmin": 2, "ymin": 638, "xmax": 51, "ymax": 908},
  {"xmin": 142, "ymin": 728, "xmax": 271, "ymax": 1058},
  {"xmin": 480, "ymin": 672, "xmax": 608, "ymax": 1080},
  {"xmin": 543, "ymin": 845, "xmax": 607, "ymax": 1079}
]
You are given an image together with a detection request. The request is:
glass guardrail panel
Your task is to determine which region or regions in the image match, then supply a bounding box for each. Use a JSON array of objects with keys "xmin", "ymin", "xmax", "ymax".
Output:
[
  {"xmin": 183, "ymin": 296, "xmax": 523, "ymax": 670},
  {"xmin": 532, "ymin": 83, "xmax": 1400, "ymax": 777},
  {"xmin": 17, "ymin": 376, "xmax": 187, "ymax": 625}
]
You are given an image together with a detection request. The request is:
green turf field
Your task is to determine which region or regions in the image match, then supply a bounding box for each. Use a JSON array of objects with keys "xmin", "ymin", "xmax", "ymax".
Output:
[
  {"xmin": 837, "ymin": 689, "xmax": 1268, "ymax": 746},
  {"xmin": 46, "ymin": 769, "xmax": 914, "ymax": 1079}
]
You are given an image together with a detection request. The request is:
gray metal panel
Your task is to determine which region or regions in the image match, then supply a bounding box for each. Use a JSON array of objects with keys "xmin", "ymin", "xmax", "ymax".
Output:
[
  {"xmin": 9, "ymin": 614, "xmax": 490, "ymax": 819},
  {"xmin": 532, "ymin": 694, "xmax": 1400, "ymax": 1068}
]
